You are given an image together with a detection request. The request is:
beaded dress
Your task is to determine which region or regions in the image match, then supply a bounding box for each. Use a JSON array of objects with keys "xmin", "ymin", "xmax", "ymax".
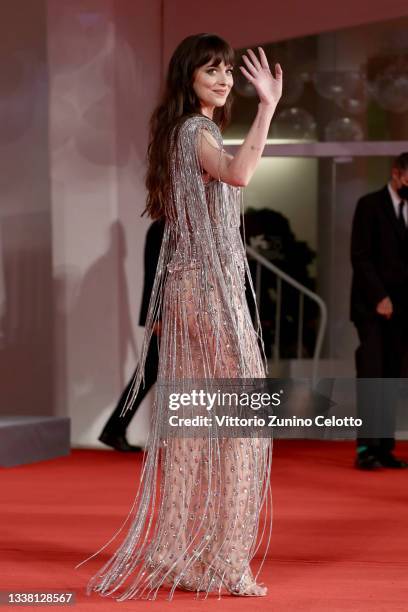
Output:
[{"xmin": 78, "ymin": 114, "xmax": 273, "ymax": 600}]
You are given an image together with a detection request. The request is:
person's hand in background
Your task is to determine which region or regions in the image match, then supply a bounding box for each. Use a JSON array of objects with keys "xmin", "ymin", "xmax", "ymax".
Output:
[{"xmin": 376, "ymin": 296, "xmax": 393, "ymax": 319}]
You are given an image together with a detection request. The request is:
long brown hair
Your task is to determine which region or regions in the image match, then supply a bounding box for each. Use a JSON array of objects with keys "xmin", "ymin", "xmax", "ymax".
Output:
[{"xmin": 144, "ymin": 34, "xmax": 235, "ymax": 220}]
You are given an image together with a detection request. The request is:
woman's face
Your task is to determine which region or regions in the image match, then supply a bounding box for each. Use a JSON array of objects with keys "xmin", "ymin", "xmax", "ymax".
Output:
[{"xmin": 192, "ymin": 58, "xmax": 233, "ymax": 113}]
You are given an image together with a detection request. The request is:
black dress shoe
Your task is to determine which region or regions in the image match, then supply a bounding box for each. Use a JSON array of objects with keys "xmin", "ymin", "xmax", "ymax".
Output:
[
  {"xmin": 354, "ymin": 453, "xmax": 382, "ymax": 470},
  {"xmin": 99, "ymin": 431, "xmax": 143, "ymax": 452},
  {"xmin": 377, "ymin": 452, "xmax": 408, "ymax": 469}
]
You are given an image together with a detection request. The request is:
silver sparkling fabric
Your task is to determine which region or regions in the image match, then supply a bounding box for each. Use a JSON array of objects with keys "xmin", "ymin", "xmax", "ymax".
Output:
[{"xmin": 77, "ymin": 115, "xmax": 273, "ymax": 600}]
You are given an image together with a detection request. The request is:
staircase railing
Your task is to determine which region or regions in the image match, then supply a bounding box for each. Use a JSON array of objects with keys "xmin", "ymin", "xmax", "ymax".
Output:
[{"xmin": 246, "ymin": 245, "xmax": 327, "ymax": 381}]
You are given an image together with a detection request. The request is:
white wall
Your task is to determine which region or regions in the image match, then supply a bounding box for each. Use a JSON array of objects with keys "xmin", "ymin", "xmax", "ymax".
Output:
[
  {"xmin": 46, "ymin": 1, "xmax": 407, "ymax": 447},
  {"xmin": 48, "ymin": 0, "xmax": 161, "ymax": 446},
  {"xmin": 162, "ymin": 0, "xmax": 408, "ymax": 63},
  {"xmin": 244, "ymin": 158, "xmax": 318, "ymax": 252}
]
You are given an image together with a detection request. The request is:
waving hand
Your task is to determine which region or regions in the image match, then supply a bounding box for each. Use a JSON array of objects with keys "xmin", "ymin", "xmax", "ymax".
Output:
[{"xmin": 240, "ymin": 47, "xmax": 282, "ymax": 108}]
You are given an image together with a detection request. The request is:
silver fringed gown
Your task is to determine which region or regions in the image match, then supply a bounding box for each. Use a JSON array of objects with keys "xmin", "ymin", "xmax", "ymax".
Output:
[{"xmin": 79, "ymin": 114, "xmax": 273, "ymax": 600}]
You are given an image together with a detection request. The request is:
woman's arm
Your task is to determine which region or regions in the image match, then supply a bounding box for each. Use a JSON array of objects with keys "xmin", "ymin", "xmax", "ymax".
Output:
[{"xmin": 199, "ymin": 48, "xmax": 282, "ymax": 187}]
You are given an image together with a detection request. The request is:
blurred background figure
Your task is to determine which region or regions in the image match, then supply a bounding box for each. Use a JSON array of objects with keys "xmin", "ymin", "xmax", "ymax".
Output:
[
  {"xmin": 350, "ymin": 153, "xmax": 408, "ymax": 470},
  {"xmin": 99, "ymin": 219, "xmax": 165, "ymax": 451}
]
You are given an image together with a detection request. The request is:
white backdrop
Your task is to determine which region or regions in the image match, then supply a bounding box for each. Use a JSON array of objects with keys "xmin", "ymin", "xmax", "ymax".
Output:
[{"xmin": 45, "ymin": 1, "xmax": 408, "ymax": 447}]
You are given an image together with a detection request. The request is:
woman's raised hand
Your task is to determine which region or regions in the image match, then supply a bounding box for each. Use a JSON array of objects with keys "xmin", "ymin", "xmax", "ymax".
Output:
[{"xmin": 239, "ymin": 47, "xmax": 282, "ymax": 108}]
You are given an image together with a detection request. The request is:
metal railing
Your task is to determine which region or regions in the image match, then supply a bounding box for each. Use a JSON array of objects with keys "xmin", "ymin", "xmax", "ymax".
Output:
[{"xmin": 246, "ymin": 245, "xmax": 327, "ymax": 381}]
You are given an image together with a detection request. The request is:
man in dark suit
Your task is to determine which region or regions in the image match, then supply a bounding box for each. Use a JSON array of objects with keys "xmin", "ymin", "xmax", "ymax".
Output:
[
  {"xmin": 99, "ymin": 219, "xmax": 165, "ymax": 451},
  {"xmin": 350, "ymin": 153, "xmax": 408, "ymax": 470}
]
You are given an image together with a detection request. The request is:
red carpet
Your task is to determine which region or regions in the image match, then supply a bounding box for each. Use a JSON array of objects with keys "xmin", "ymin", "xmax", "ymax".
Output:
[{"xmin": 1, "ymin": 440, "xmax": 407, "ymax": 611}]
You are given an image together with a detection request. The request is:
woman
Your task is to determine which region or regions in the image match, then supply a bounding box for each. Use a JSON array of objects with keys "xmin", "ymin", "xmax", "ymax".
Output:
[{"xmin": 77, "ymin": 33, "xmax": 282, "ymax": 600}]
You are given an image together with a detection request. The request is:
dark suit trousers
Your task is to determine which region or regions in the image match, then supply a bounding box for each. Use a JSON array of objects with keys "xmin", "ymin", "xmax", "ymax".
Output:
[
  {"xmin": 354, "ymin": 314, "xmax": 408, "ymax": 453},
  {"xmin": 101, "ymin": 337, "xmax": 160, "ymax": 435}
]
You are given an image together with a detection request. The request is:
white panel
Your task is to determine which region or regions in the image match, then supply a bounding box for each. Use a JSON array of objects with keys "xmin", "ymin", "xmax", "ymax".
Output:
[{"xmin": 48, "ymin": 0, "xmax": 162, "ymax": 446}]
